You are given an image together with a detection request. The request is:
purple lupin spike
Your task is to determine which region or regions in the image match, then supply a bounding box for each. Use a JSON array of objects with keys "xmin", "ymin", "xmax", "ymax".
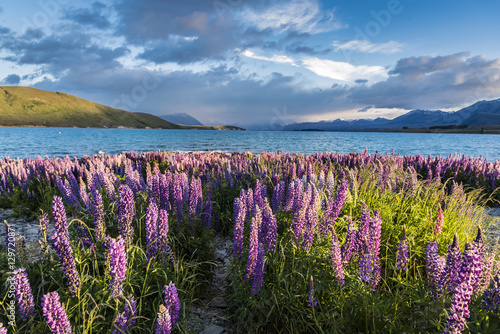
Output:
[
  {"xmin": 439, "ymin": 234, "xmax": 462, "ymax": 294},
  {"xmin": 117, "ymin": 185, "xmax": 135, "ymax": 246},
  {"xmin": 158, "ymin": 209, "xmax": 174, "ymax": 263},
  {"xmin": 426, "ymin": 241, "xmax": 444, "ymax": 295},
  {"xmin": 233, "ymin": 197, "xmax": 246, "ymax": 258},
  {"xmin": 112, "ymin": 295, "xmax": 137, "ymax": 334},
  {"xmin": 164, "ymin": 282, "xmax": 181, "ymax": 326},
  {"xmin": 251, "ymin": 244, "xmax": 265, "ymax": 296},
  {"xmin": 91, "ymin": 190, "xmax": 106, "ymax": 242},
  {"xmin": 12, "ymin": 268, "xmax": 35, "ymax": 320},
  {"xmin": 443, "ymin": 243, "xmax": 478, "ymax": 333},
  {"xmin": 155, "ymin": 304, "xmax": 172, "ymax": 334},
  {"xmin": 482, "ymin": 268, "xmax": 500, "ymax": 313},
  {"xmin": 109, "ymin": 236, "xmax": 127, "ymax": 299},
  {"xmin": 51, "ymin": 197, "xmax": 81, "ymax": 298},
  {"xmin": 41, "ymin": 291, "xmax": 72, "ymax": 334},
  {"xmin": 341, "ymin": 216, "xmax": 356, "ymax": 264},
  {"xmin": 321, "ymin": 173, "xmax": 348, "ymax": 236},
  {"xmin": 145, "ymin": 200, "xmax": 159, "ymax": 261},
  {"xmin": 306, "ymin": 276, "xmax": 318, "ymax": 308},
  {"xmin": 330, "ymin": 229, "xmax": 345, "ymax": 288},
  {"xmin": 245, "ymin": 210, "xmax": 262, "ymax": 281},
  {"xmin": 173, "ymin": 174, "xmax": 184, "ymax": 224}
]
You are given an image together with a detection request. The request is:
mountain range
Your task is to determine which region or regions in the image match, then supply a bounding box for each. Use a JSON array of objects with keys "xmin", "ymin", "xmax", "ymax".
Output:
[
  {"xmin": 158, "ymin": 113, "xmax": 203, "ymax": 126},
  {"xmin": 283, "ymin": 99, "xmax": 500, "ymax": 132}
]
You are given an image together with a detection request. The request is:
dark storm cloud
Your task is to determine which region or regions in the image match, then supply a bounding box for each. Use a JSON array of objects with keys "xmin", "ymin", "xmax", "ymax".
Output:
[
  {"xmin": 349, "ymin": 53, "xmax": 500, "ymax": 110},
  {"xmin": 0, "ymin": 26, "xmax": 9, "ymax": 35},
  {"xmin": 113, "ymin": 0, "xmax": 327, "ymax": 64},
  {"xmin": 62, "ymin": 2, "xmax": 111, "ymax": 29},
  {"xmin": 2, "ymin": 74, "xmax": 21, "ymax": 85},
  {"xmin": 0, "ymin": 26, "xmax": 129, "ymax": 76},
  {"xmin": 389, "ymin": 52, "xmax": 470, "ymax": 80}
]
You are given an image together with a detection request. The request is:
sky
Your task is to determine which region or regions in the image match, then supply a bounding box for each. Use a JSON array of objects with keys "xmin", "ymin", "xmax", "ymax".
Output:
[{"xmin": 1, "ymin": 0, "xmax": 500, "ymax": 128}]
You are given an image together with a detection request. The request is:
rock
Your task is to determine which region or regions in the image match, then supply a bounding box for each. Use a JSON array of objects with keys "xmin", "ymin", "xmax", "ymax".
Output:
[
  {"xmin": 209, "ymin": 297, "xmax": 227, "ymax": 308},
  {"xmin": 215, "ymin": 249, "xmax": 226, "ymax": 260},
  {"xmin": 200, "ymin": 324, "xmax": 225, "ymax": 334}
]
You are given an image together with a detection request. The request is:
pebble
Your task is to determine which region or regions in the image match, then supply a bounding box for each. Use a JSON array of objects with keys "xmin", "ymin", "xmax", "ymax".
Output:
[{"xmin": 200, "ymin": 324, "xmax": 225, "ymax": 334}]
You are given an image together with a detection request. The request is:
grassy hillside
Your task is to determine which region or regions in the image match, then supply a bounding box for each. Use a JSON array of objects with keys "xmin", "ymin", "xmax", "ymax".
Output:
[{"xmin": 0, "ymin": 86, "xmax": 182, "ymax": 129}]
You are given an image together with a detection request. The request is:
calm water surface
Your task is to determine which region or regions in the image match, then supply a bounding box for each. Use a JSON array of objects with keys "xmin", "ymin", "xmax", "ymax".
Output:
[{"xmin": 0, "ymin": 128, "xmax": 499, "ymax": 161}]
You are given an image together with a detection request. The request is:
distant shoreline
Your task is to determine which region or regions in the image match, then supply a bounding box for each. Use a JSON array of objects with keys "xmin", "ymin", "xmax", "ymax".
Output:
[{"xmin": 0, "ymin": 125, "xmax": 246, "ymax": 131}]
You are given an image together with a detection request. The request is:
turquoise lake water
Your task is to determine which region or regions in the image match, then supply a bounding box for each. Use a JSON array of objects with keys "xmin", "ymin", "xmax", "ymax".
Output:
[{"xmin": 0, "ymin": 127, "xmax": 499, "ymax": 161}]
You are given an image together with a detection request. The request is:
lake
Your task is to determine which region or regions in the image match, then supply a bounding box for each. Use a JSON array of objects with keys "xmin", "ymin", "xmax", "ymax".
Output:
[{"xmin": 1, "ymin": 127, "xmax": 499, "ymax": 161}]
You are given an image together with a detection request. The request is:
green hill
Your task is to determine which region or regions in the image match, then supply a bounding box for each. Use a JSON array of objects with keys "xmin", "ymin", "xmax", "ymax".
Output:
[{"xmin": 0, "ymin": 86, "xmax": 183, "ymax": 129}]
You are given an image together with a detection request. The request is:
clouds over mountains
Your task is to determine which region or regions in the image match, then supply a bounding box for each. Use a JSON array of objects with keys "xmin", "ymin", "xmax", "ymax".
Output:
[{"xmin": 0, "ymin": 0, "xmax": 499, "ymax": 126}]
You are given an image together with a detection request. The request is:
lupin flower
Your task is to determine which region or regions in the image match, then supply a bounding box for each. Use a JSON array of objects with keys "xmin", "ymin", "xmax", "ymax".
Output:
[
  {"xmin": 12, "ymin": 268, "xmax": 35, "ymax": 320},
  {"xmin": 158, "ymin": 209, "xmax": 174, "ymax": 263},
  {"xmin": 117, "ymin": 185, "xmax": 135, "ymax": 245},
  {"xmin": 156, "ymin": 304, "xmax": 172, "ymax": 334},
  {"xmin": 439, "ymin": 235, "xmax": 461, "ymax": 294},
  {"xmin": 301, "ymin": 202, "xmax": 318, "ymax": 251},
  {"xmin": 443, "ymin": 243, "xmax": 478, "ymax": 334},
  {"xmin": 164, "ymin": 282, "xmax": 181, "ymax": 326},
  {"xmin": 330, "ymin": 230, "xmax": 345, "ymax": 288},
  {"xmin": 52, "ymin": 196, "xmax": 68, "ymax": 238},
  {"xmin": 233, "ymin": 197, "xmax": 246, "ymax": 258},
  {"xmin": 41, "ymin": 291, "xmax": 72, "ymax": 334},
  {"xmin": 112, "ymin": 296, "xmax": 137, "ymax": 334},
  {"xmin": 396, "ymin": 225, "xmax": 409, "ymax": 271},
  {"xmin": 341, "ymin": 216, "xmax": 356, "ymax": 264},
  {"xmin": 354, "ymin": 202, "xmax": 371, "ymax": 256},
  {"xmin": 359, "ymin": 238, "xmax": 373, "ymax": 283},
  {"xmin": 173, "ymin": 174, "xmax": 184, "ymax": 224},
  {"xmin": 321, "ymin": 173, "xmax": 348, "ymax": 235},
  {"xmin": 145, "ymin": 200, "xmax": 159, "ymax": 261},
  {"xmin": 251, "ymin": 244, "xmax": 265, "ymax": 296},
  {"xmin": 109, "ymin": 236, "xmax": 127, "ymax": 299},
  {"xmin": 307, "ymin": 276, "xmax": 318, "ymax": 308},
  {"xmin": 261, "ymin": 198, "xmax": 277, "ymax": 252},
  {"xmin": 0, "ymin": 322, "xmax": 6, "ymax": 334},
  {"xmin": 51, "ymin": 197, "xmax": 81, "ymax": 298},
  {"xmin": 245, "ymin": 212, "xmax": 262, "ymax": 281},
  {"xmin": 283, "ymin": 179, "xmax": 296, "ymax": 211},
  {"xmin": 482, "ymin": 269, "xmax": 500, "ymax": 313},
  {"xmin": 91, "ymin": 190, "xmax": 106, "ymax": 242},
  {"xmin": 188, "ymin": 177, "xmax": 202, "ymax": 220},
  {"xmin": 434, "ymin": 205, "xmax": 444, "ymax": 235},
  {"xmin": 292, "ymin": 185, "xmax": 310, "ymax": 244},
  {"xmin": 426, "ymin": 241, "xmax": 444, "ymax": 295}
]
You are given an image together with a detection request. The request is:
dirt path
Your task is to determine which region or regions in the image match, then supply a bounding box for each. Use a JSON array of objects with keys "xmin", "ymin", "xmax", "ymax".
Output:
[{"xmin": 186, "ymin": 236, "xmax": 233, "ymax": 334}]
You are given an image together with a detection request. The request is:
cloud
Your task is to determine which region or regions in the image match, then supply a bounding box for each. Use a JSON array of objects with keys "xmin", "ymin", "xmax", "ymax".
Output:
[
  {"xmin": 357, "ymin": 105, "xmax": 373, "ymax": 112},
  {"xmin": 333, "ymin": 40, "xmax": 403, "ymax": 54},
  {"xmin": 241, "ymin": 50, "xmax": 297, "ymax": 66},
  {"xmin": 302, "ymin": 57, "xmax": 388, "ymax": 82},
  {"xmin": 62, "ymin": 2, "xmax": 111, "ymax": 29},
  {"xmin": 349, "ymin": 53, "xmax": 500, "ymax": 110},
  {"xmin": 355, "ymin": 79, "xmax": 368, "ymax": 84},
  {"xmin": 2, "ymin": 74, "xmax": 21, "ymax": 85},
  {"xmin": 389, "ymin": 52, "xmax": 469, "ymax": 80},
  {"xmin": 0, "ymin": 26, "xmax": 129, "ymax": 83},
  {"xmin": 240, "ymin": 0, "xmax": 343, "ymax": 34},
  {"xmin": 0, "ymin": 26, "xmax": 10, "ymax": 34}
]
